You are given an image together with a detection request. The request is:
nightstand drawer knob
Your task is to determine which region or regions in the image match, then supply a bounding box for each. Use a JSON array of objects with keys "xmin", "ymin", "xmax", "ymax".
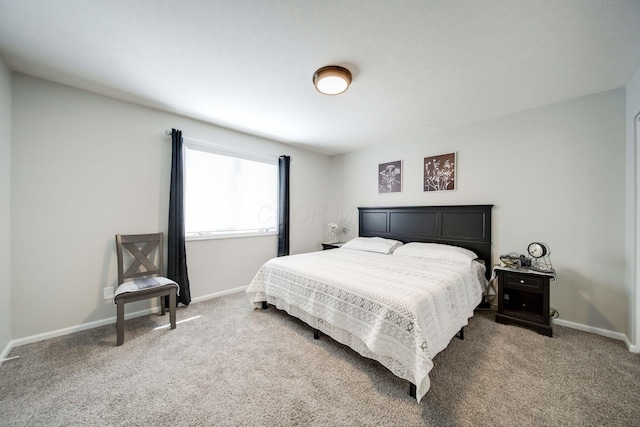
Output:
[{"xmin": 520, "ymin": 280, "xmax": 525, "ymax": 284}]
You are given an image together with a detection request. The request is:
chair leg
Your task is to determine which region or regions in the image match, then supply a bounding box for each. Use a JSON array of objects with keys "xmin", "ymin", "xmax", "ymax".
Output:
[
  {"xmin": 169, "ymin": 289, "xmax": 177, "ymax": 330},
  {"xmin": 116, "ymin": 300, "xmax": 125, "ymax": 346},
  {"xmin": 160, "ymin": 296, "xmax": 166, "ymax": 316}
]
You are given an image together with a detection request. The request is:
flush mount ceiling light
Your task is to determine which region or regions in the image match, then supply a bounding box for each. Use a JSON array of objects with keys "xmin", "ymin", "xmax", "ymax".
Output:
[{"xmin": 313, "ymin": 66, "xmax": 352, "ymax": 95}]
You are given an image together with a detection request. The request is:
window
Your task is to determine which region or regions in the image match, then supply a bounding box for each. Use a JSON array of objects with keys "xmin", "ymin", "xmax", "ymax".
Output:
[{"xmin": 184, "ymin": 142, "xmax": 278, "ymax": 239}]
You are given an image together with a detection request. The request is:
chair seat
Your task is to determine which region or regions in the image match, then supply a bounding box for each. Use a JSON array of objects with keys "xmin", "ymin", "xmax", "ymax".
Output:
[{"xmin": 114, "ymin": 277, "xmax": 179, "ymax": 303}]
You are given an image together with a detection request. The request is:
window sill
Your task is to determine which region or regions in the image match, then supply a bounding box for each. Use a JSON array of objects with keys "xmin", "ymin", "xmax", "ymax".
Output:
[{"xmin": 186, "ymin": 230, "xmax": 278, "ymax": 241}]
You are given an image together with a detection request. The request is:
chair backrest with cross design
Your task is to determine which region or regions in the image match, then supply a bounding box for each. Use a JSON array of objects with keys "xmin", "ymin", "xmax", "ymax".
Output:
[{"xmin": 117, "ymin": 233, "xmax": 164, "ymax": 284}]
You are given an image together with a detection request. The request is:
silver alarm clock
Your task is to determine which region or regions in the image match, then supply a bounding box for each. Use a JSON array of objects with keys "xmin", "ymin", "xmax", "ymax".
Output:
[{"xmin": 527, "ymin": 242, "xmax": 552, "ymax": 271}]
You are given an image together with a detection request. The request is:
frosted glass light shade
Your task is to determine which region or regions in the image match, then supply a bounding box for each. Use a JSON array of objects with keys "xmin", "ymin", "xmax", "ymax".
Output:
[{"xmin": 313, "ymin": 66, "xmax": 352, "ymax": 95}]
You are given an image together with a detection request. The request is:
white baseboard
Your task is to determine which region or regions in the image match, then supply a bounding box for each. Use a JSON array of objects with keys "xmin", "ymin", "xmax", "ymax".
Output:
[
  {"xmin": 624, "ymin": 338, "xmax": 640, "ymax": 353},
  {"xmin": 553, "ymin": 318, "xmax": 638, "ymax": 352},
  {"xmin": 9, "ymin": 306, "xmax": 159, "ymax": 350},
  {"xmin": 190, "ymin": 285, "xmax": 247, "ymax": 304},
  {"xmin": 1, "ymin": 340, "xmax": 13, "ymax": 365},
  {"xmin": 2, "ymin": 286, "xmax": 249, "ymax": 356}
]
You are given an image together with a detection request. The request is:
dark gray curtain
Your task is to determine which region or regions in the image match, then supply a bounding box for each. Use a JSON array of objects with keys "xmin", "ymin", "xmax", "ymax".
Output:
[
  {"xmin": 167, "ymin": 128, "xmax": 191, "ymax": 306},
  {"xmin": 277, "ymin": 155, "xmax": 291, "ymax": 257}
]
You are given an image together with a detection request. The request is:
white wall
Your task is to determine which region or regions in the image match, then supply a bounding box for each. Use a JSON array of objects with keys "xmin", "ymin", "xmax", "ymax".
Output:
[
  {"xmin": 626, "ymin": 64, "xmax": 640, "ymax": 349},
  {"xmin": 333, "ymin": 89, "xmax": 627, "ymax": 335},
  {"xmin": 0, "ymin": 57, "xmax": 12, "ymax": 357},
  {"xmin": 11, "ymin": 74, "xmax": 333, "ymax": 340}
]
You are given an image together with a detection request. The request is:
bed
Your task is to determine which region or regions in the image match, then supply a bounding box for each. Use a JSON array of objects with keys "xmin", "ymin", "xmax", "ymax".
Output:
[{"xmin": 246, "ymin": 205, "xmax": 492, "ymax": 401}]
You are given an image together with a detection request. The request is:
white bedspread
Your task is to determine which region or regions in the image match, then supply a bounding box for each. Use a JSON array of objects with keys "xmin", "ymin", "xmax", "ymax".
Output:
[{"xmin": 246, "ymin": 248, "xmax": 486, "ymax": 402}]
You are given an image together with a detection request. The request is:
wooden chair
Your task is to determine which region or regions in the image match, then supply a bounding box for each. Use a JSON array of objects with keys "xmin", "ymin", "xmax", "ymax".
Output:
[{"xmin": 114, "ymin": 233, "xmax": 178, "ymax": 346}]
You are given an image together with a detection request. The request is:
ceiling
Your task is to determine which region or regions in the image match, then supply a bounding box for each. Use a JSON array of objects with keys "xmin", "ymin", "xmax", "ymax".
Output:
[{"xmin": 1, "ymin": 1, "xmax": 640, "ymax": 156}]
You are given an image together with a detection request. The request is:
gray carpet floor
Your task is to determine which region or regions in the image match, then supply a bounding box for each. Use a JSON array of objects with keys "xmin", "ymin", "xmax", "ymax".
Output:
[{"xmin": 1, "ymin": 291, "xmax": 639, "ymax": 426}]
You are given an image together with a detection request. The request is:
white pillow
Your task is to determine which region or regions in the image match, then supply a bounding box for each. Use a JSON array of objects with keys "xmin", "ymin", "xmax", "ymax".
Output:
[
  {"xmin": 341, "ymin": 237, "xmax": 403, "ymax": 254},
  {"xmin": 393, "ymin": 242, "xmax": 478, "ymax": 264}
]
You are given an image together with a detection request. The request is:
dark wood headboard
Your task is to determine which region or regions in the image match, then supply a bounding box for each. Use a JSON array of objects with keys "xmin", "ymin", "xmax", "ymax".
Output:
[{"xmin": 358, "ymin": 205, "xmax": 493, "ymax": 278}]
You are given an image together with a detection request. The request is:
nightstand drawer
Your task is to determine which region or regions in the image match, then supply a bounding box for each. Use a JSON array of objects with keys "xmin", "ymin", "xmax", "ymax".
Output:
[{"xmin": 503, "ymin": 273, "xmax": 542, "ymax": 292}]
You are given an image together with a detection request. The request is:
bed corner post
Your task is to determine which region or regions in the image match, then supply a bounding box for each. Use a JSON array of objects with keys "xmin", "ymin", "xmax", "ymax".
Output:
[{"xmin": 409, "ymin": 382, "xmax": 416, "ymax": 399}]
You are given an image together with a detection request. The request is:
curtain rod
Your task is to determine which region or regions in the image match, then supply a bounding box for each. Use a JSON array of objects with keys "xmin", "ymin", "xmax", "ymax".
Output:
[{"xmin": 164, "ymin": 130, "xmax": 285, "ymax": 163}]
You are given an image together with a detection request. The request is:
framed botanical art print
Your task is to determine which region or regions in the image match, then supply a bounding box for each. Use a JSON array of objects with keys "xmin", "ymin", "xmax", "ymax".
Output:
[
  {"xmin": 378, "ymin": 160, "xmax": 402, "ymax": 193},
  {"xmin": 423, "ymin": 152, "xmax": 456, "ymax": 192}
]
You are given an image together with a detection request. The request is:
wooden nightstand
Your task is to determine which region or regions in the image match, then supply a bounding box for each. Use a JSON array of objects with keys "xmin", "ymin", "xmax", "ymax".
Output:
[
  {"xmin": 495, "ymin": 268, "xmax": 555, "ymax": 337},
  {"xmin": 321, "ymin": 242, "xmax": 344, "ymax": 250}
]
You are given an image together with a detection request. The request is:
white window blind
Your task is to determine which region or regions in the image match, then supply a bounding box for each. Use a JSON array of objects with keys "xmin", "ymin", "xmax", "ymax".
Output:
[{"xmin": 184, "ymin": 141, "xmax": 278, "ymax": 239}]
